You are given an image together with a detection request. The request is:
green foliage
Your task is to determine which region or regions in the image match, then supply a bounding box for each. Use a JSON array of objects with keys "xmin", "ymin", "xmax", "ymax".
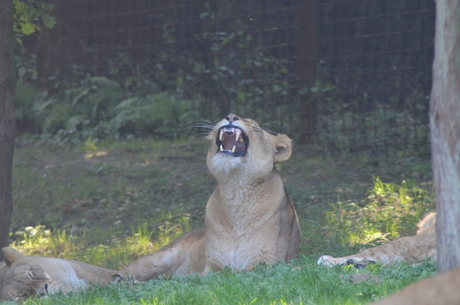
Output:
[
  {"xmin": 27, "ymin": 6, "xmax": 296, "ymax": 133},
  {"xmin": 325, "ymin": 177, "xmax": 435, "ymax": 249},
  {"xmin": 110, "ymin": 94, "xmax": 197, "ymax": 139},
  {"xmin": 14, "ymin": 77, "xmax": 199, "ymax": 142},
  {"xmin": 13, "ymin": 0, "xmax": 55, "ymax": 45}
]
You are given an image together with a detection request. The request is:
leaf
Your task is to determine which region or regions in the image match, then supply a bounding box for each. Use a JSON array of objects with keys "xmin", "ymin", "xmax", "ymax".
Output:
[
  {"xmin": 65, "ymin": 115, "xmax": 86, "ymax": 130},
  {"xmin": 38, "ymin": 3, "xmax": 55, "ymax": 11},
  {"xmin": 42, "ymin": 14, "xmax": 56, "ymax": 29},
  {"xmin": 19, "ymin": 22, "xmax": 38, "ymax": 35},
  {"xmin": 71, "ymin": 88, "xmax": 90, "ymax": 106},
  {"xmin": 220, "ymin": 33, "xmax": 235, "ymax": 47},
  {"xmin": 199, "ymin": 12, "xmax": 209, "ymax": 19}
]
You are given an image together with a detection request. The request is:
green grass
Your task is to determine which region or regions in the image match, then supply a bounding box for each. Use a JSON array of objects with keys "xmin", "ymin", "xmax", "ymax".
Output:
[
  {"xmin": 6, "ymin": 137, "xmax": 436, "ymax": 304},
  {"xmin": 17, "ymin": 259, "xmax": 435, "ymax": 305},
  {"xmin": 324, "ymin": 177, "xmax": 435, "ymax": 252}
]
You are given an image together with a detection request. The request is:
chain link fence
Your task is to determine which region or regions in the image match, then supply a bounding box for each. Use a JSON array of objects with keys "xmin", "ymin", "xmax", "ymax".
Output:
[{"xmin": 23, "ymin": 0, "xmax": 434, "ymax": 154}]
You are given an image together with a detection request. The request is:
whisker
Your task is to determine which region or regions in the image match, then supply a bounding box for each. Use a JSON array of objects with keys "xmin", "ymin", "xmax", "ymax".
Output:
[
  {"xmin": 189, "ymin": 132, "xmax": 212, "ymax": 140},
  {"xmin": 261, "ymin": 120, "xmax": 279, "ymax": 127},
  {"xmin": 191, "ymin": 119, "xmax": 215, "ymax": 131}
]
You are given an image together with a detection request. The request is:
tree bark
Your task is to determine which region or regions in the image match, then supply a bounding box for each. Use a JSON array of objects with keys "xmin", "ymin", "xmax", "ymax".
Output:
[
  {"xmin": 0, "ymin": 0, "xmax": 17, "ymax": 261},
  {"xmin": 430, "ymin": 0, "xmax": 460, "ymax": 273}
]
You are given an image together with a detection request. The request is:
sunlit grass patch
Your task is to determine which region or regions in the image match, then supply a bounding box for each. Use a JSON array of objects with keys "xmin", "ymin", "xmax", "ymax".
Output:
[
  {"xmin": 325, "ymin": 177, "xmax": 435, "ymax": 251},
  {"xmin": 11, "ymin": 214, "xmax": 192, "ymax": 270}
]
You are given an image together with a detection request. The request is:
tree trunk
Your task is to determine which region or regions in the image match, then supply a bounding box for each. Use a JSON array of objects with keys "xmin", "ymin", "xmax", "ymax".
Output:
[
  {"xmin": 430, "ymin": 0, "xmax": 460, "ymax": 273},
  {"xmin": 0, "ymin": 0, "xmax": 17, "ymax": 261}
]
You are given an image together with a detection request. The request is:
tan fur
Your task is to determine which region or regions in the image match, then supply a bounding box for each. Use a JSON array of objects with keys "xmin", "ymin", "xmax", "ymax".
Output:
[
  {"xmin": 122, "ymin": 228, "xmax": 206, "ymax": 281},
  {"xmin": 0, "ymin": 263, "xmax": 49, "ymax": 302},
  {"xmin": 123, "ymin": 114, "xmax": 301, "ymax": 280},
  {"xmin": 0, "ymin": 247, "xmax": 125, "ymax": 301},
  {"xmin": 371, "ymin": 267, "xmax": 460, "ymax": 305},
  {"xmin": 318, "ymin": 213, "xmax": 436, "ymax": 268}
]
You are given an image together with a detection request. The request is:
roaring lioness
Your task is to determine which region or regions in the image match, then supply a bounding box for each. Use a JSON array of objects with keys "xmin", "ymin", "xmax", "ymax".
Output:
[
  {"xmin": 123, "ymin": 114, "xmax": 301, "ymax": 281},
  {"xmin": 318, "ymin": 213, "xmax": 436, "ymax": 268},
  {"xmin": 0, "ymin": 247, "xmax": 125, "ymax": 301}
]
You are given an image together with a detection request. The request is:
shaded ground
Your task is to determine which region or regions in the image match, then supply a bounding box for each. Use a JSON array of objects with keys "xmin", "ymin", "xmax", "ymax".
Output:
[{"xmin": 11, "ymin": 137, "xmax": 432, "ymax": 256}]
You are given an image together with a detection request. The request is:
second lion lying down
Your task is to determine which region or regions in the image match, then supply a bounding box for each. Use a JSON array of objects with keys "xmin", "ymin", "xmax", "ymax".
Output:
[
  {"xmin": 0, "ymin": 247, "xmax": 125, "ymax": 301},
  {"xmin": 123, "ymin": 114, "xmax": 301, "ymax": 281},
  {"xmin": 318, "ymin": 212, "xmax": 436, "ymax": 268}
]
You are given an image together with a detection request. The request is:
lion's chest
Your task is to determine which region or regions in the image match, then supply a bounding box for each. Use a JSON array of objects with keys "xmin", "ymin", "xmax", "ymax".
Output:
[
  {"xmin": 205, "ymin": 193, "xmax": 280, "ymax": 270},
  {"xmin": 211, "ymin": 242, "xmax": 262, "ymax": 270}
]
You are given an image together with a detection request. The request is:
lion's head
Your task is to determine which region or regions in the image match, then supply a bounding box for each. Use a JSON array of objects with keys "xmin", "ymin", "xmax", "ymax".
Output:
[
  {"xmin": 0, "ymin": 248, "xmax": 50, "ymax": 302},
  {"xmin": 206, "ymin": 114, "xmax": 292, "ymax": 180}
]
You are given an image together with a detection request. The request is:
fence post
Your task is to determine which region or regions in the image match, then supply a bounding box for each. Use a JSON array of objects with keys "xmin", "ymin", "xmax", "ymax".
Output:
[{"xmin": 296, "ymin": 0, "xmax": 317, "ymax": 144}]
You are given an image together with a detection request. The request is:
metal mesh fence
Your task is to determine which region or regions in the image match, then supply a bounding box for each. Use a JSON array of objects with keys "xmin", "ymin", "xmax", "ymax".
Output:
[{"xmin": 24, "ymin": 0, "xmax": 434, "ymax": 154}]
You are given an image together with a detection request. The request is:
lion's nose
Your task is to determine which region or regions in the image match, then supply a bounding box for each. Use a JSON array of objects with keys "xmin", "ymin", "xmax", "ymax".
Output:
[{"xmin": 226, "ymin": 114, "xmax": 239, "ymax": 122}]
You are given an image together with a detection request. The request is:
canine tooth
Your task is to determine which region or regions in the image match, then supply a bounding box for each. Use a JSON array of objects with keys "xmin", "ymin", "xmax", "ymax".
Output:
[
  {"xmin": 235, "ymin": 129, "xmax": 241, "ymax": 142},
  {"xmin": 231, "ymin": 145, "xmax": 236, "ymax": 153},
  {"xmin": 220, "ymin": 145, "xmax": 224, "ymax": 151},
  {"xmin": 219, "ymin": 129, "xmax": 224, "ymax": 141}
]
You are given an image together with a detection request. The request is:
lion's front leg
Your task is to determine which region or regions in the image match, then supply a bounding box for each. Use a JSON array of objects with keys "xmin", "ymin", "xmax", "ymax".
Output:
[
  {"xmin": 122, "ymin": 248, "xmax": 180, "ymax": 281},
  {"xmin": 122, "ymin": 228, "xmax": 206, "ymax": 281}
]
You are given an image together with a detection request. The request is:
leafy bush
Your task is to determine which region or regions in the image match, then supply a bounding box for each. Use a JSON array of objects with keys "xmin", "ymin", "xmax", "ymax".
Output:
[
  {"xmin": 14, "ymin": 76, "xmax": 199, "ymax": 142},
  {"xmin": 325, "ymin": 177, "xmax": 435, "ymax": 248},
  {"xmin": 110, "ymin": 93, "xmax": 198, "ymax": 139}
]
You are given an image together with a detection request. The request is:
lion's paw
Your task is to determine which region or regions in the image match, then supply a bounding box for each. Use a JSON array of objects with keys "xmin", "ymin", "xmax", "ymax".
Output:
[
  {"xmin": 317, "ymin": 255, "xmax": 376, "ymax": 269},
  {"xmin": 317, "ymin": 255, "xmax": 340, "ymax": 267},
  {"xmin": 343, "ymin": 257, "xmax": 376, "ymax": 269}
]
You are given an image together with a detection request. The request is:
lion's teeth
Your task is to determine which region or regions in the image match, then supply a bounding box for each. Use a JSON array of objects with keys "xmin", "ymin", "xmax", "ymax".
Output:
[
  {"xmin": 219, "ymin": 129, "xmax": 224, "ymax": 141},
  {"xmin": 231, "ymin": 145, "xmax": 236, "ymax": 153},
  {"xmin": 220, "ymin": 145, "xmax": 224, "ymax": 151},
  {"xmin": 235, "ymin": 129, "xmax": 241, "ymax": 142}
]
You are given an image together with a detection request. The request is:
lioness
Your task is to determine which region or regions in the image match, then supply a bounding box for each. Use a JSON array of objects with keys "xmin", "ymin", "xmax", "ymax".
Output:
[
  {"xmin": 0, "ymin": 260, "xmax": 49, "ymax": 302},
  {"xmin": 123, "ymin": 114, "xmax": 301, "ymax": 281},
  {"xmin": 318, "ymin": 213, "xmax": 436, "ymax": 268},
  {"xmin": 0, "ymin": 247, "xmax": 125, "ymax": 301}
]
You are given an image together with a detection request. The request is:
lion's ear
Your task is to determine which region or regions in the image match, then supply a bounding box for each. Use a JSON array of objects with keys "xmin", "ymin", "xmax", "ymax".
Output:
[
  {"xmin": 2, "ymin": 247, "xmax": 24, "ymax": 266},
  {"xmin": 273, "ymin": 134, "xmax": 292, "ymax": 163}
]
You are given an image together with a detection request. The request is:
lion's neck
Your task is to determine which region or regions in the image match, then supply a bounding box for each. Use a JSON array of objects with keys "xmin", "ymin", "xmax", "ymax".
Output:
[
  {"xmin": 215, "ymin": 169, "xmax": 279, "ymax": 206},
  {"xmin": 217, "ymin": 178, "xmax": 256, "ymax": 206}
]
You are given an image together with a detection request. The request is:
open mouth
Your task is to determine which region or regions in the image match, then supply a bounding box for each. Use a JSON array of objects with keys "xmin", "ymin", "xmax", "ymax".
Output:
[{"xmin": 216, "ymin": 125, "xmax": 248, "ymax": 157}]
